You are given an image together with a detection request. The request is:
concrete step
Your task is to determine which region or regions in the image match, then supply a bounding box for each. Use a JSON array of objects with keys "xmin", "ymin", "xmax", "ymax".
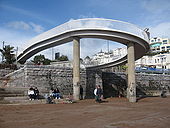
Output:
[
  {"xmin": 0, "ymin": 98, "xmax": 75, "ymax": 105},
  {"xmin": 0, "ymin": 93, "xmax": 25, "ymax": 97},
  {"xmin": 0, "ymin": 91, "xmax": 13, "ymax": 94},
  {"xmin": 4, "ymin": 96, "xmax": 29, "ymax": 101},
  {"xmin": 9, "ymin": 99, "xmax": 47, "ymax": 104},
  {"xmin": 0, "ymin": 88, "xmax": 5, "ymax": 91},
  {"xmin": 0, "ymin": 100, "xmax": 10, "ymax": 104}
]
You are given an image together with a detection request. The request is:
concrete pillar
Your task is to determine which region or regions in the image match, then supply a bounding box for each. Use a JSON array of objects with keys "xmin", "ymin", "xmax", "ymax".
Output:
[
  {"xmin": 73, "ymin": 37, "xmax": 80, "ymax": 100},
  {"xmin": 127, "ymin": 42, "xmax": 136, "ymax": 102}
]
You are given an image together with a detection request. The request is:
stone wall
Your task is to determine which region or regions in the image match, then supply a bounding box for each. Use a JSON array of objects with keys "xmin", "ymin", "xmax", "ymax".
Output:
[
  {"xmin": 6, "ymin": 65, "xmax": 87, "ymax": 97},
  {"xmin": 136, "ymin": 73, "xmax": 170, "ymax": 96},
  {"xmin": 102, "ymin": 72, "xmax": 127, "ymax": 98},
  {"xmin": 0, "ymin": 69, "xmax": 15, "ymax": 77},
  {"xmin": 3, "ymin": 65, "xmax": 170, "ymax": 98},
  {"xmin": 102, "ymin": 72, "xmax": 170, "ymax": 97}
]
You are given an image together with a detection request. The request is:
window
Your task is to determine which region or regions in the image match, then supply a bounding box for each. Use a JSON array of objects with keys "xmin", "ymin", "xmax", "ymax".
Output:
[
  {"xmin": 164, "ymin": 58, "xmax": 166, "ymax": 62},
  {"xmin": 167, "ymin": 46, "xmax": 170, "ymax": 50},
  {"xmin": 161, "ymin": 58, "xmax": 163, "ymax": 62},
  {"xmin": 163, "ymin": 40, "xmax": 167, "ymax": 44},
  {"xmin": 161, "ymin": 47, "xmax": 165, "ymax": 51}
]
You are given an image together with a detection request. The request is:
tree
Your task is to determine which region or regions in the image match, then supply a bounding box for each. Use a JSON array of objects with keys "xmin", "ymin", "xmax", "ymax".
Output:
[
  {"xmin": 0, "ymin": 44, "xmax": 16, "ymax": 64},
  {"xmin": 58, "ymin": 55, "xmax": 69, "ymax": 61},
  {"xmin": 43, "ymin": 58, "xmax": 51, "ymax": 65},
  {"xmin": 32, "ymin": 54, "xmax": 51, "ymax": 65}
]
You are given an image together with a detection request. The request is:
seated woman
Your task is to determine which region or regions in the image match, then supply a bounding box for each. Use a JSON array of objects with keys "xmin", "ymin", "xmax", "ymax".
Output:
[
  {"xmin": 55, "ymin": 88, "xmax": 61, "ymax": 99},
  {"xmin": 28, "ymin": 87, "xmax": 35, "ymax": 100},
  {"xmin": 52, "ymin": 88, "xmax": 61, "ymax": 99}
]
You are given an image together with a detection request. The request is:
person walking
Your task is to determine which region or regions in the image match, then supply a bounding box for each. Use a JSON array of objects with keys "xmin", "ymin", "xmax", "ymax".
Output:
[
  {"xmin": 94, "ymin": 85, "xmax": 103, "ymax": 103},
  {"xmin": 94, "ymin": 86, "xmax": 98, "ymax": 102},
  {"xmin": 96, "ymin": 85, "xmax": 103, "ymax": 102},
  {"xmin": 80, "ymin": 85, "xmax": 83, "ymax": 100}
]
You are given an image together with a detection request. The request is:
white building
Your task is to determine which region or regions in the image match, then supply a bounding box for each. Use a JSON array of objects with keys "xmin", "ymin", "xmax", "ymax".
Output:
[
  {"xmin": 113, "ymin": 47, "xmax": 127, "ymax": 56},
  {"xmin": 135, "ymin": 37, "xmax": 170, "ymax": 69},
  {"xmin": 150, "ymin": 37, "xmax": 170, "ymax": 53},
  {"xmin": 135, "ymin": 54, "xmax": 170, "ymax": 69},
  {"xmin": 90, "ymin": 47, "xmax": 127, "ymax": 65}
]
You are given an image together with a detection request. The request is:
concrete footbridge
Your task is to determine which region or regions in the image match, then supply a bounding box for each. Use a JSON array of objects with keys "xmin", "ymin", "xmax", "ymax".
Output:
[{"xmin": 17, "ymin": 18, "xmax": 150, "ymax": 102}]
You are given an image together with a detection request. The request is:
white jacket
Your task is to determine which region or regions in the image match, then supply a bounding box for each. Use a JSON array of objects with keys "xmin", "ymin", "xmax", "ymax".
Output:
[
  {"xmin": 28, "ymin": 90, "xmax": 34, "ymax": 95},
  {"xmin": 94, "ymin": 88, "xmax": 97, "ymax": 96}
]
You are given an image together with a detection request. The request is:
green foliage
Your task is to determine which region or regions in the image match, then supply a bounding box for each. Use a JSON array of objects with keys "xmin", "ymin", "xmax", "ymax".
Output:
[
  {"xmin": 57, "ymin": 55, "xmax": 69, "ymax": 61},
  {"xmin": 0, "ymin": 44, "xmax": 16, "ymax": 64},
  {"xmin": 120, "ymin": 65, "xmax": 128, "ymax": 70},
  {"xmin": 43, "ymin": 58, "xmax": 51, "ymax": 65},
  {"xmin": 32, "ymin": 54, "xmax": 51, "ymax": 65}
]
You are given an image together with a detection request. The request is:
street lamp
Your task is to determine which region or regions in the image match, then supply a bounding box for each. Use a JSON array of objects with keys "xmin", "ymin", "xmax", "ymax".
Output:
[
  {"xmin": 158, "ymin": 55, "xmax": 165, "ymax": 74},
  {"xmin": 14, "ymin": 47, "xmax": 18, "ymax": 64}
]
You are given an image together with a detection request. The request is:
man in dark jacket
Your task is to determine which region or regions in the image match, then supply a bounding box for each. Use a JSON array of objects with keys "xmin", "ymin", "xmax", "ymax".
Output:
[{"xmin": 96, "ymin": 85, "xmax": 103, "ymax": 102}]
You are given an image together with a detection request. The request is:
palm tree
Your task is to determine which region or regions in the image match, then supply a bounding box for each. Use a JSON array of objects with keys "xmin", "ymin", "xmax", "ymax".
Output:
[{"xmin": 0, "ymin": 45, "xmax": 16, "ymax": 64}]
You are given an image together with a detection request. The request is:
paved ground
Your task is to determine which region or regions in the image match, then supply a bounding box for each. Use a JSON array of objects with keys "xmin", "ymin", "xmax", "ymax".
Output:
[{"xmin": 0, "ymin": 97, "xmax": 170, "ymax": 128}]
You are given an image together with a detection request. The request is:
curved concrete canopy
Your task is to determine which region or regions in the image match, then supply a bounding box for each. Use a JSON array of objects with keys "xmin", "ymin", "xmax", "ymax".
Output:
[{"xmin": 17, "ymin": 18, "xmax": 150, "ymax": 65}]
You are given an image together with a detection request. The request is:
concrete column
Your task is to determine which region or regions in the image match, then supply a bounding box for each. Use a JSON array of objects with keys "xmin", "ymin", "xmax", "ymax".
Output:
[
  {"xmin": 73, "ymin": 37, "xmax": 80, "ymax": 100},
  {"xmin": 127, "ymin": 42, "xmax": 136, "ymax": 102}
]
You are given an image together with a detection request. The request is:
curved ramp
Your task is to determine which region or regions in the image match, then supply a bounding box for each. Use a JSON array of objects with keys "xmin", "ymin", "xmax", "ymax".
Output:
[{"xmin": 17, "ymin": 18, "xmax": 150, "ymax": 66}]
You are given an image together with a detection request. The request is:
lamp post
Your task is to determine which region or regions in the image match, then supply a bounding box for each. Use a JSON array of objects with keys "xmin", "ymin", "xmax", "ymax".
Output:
[
  {"xmin": 1, "ymin": 41, "xmax": 5, "ymax": 62},
  {"xmin": 158, "ymin": 55, "xmax": 165, "ymax": 74},
  {"xmin": 14, "ymin": 47, "xmax": 18, "ymax": 64}
]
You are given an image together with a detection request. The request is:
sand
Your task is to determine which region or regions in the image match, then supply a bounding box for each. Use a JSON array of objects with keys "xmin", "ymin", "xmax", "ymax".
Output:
[{"xmin": 0, "ymin": 97, "xmax": 170, "ymax": 128}]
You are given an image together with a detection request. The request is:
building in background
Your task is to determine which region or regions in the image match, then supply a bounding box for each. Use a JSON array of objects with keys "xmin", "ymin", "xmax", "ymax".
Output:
[
  {"xmin": 84, "ymin": 47, "xmax": 127, "ymax": 65},
  {"xmin": 55, "ymin": 52, "xmax": 60, "ymax": 60},
  {"xmin": 83, "ymin": 37, "xmax": 170, "ymax": 70},
  {"xmin": 135, "ymin": 37, "xmax": 170, "ymax": 69},
  {"xmin": 150, "ymin": 37, "xmax": 170, "ymax": 53}
]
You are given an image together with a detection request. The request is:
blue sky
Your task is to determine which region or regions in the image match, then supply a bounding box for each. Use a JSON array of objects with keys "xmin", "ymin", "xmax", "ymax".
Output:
[{"xmin": 0, "ymin": 0, "xmax": 170, "ymax": 60}]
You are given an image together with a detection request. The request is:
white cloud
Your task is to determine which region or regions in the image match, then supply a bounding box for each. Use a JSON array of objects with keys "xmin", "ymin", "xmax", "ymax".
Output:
[
  {"xmin": 29, "ymin": 22, "xmax": 44, "ymax": 33},
  {"xmin": 7, "ymin": 21, "xmax": 31, "ymax": 30},
  {"xmin": 6, "ymin": 21, "xmax": 44, "ymax": 33},
  {"xmin": 149, "ymin": 22, "xmax": 170, "ymax": 38},
  {"xmin": 141, "ymin": 0, "xmax": 170, "ymax": 26},
  {"xmin": 142, "ymin": 0, "xmax": 170, "ymax": 13},
  {"xmin": 0, "ymin": 27, "xmax": 33, "ymax": 54}
]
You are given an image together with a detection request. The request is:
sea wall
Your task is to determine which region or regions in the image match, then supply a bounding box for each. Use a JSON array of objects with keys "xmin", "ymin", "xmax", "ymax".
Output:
[{"xmin": 2, "ymin": 65, "xmax": 170, "ymax": 98}]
